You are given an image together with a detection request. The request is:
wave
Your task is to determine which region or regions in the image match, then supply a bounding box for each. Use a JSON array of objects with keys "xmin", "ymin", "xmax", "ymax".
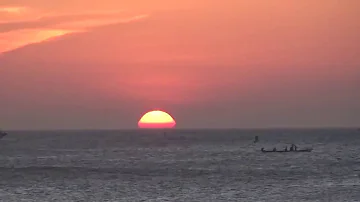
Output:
[
  {"xmin": 0, "ymin": 165, "xmax": 329, "ymax": 180},
  {"xmin": 0, "ymin": 166, "xmax": 221, "ymax": 177}
]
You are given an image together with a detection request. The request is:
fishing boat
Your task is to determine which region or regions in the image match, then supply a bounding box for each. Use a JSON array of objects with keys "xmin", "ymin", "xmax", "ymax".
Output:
[
  {"xmin": 0, "ymin": 130, "xmax": 7, "ymax": 139},
  {"xmin": 261, "ymin": 148, "xmax": 312, "ymax": 153}
]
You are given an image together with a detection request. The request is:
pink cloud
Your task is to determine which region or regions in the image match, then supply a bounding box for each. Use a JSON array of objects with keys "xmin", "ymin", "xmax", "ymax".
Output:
[
  {"xmin": 0, "ymin": 11, "xmax": 148, "ymax": 53},
  {"xmin": 0, "ymin": 6, "xmax": 28, "ymax": 14},
  {"xmin": 0, "ymin": 12, "xmax": 147, "ymax": 33},
  {"xmin": 0, "ymin": 29, "xmax": 77, "ymax": 53}
]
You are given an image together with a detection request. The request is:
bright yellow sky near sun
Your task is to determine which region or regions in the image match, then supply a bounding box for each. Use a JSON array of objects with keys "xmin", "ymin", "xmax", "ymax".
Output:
[{"xmin": 1, "ymin": 0, "xmax": 359, "ymax": 53}]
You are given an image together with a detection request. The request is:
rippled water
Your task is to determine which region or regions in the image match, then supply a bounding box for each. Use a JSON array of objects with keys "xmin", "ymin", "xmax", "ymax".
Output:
[{"xmin": 0, "ymin": 129, "xmax": 360, "ymax": 201}]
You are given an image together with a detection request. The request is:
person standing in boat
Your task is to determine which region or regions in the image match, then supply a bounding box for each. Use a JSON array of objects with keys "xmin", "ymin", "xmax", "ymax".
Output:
[
  {"xmin": 254, "ymin": 136, "xmax": 259, "ymax": 143},
  {"xmin": 290, "ymin": 144, "xmax": 298, "ymax": 151}
]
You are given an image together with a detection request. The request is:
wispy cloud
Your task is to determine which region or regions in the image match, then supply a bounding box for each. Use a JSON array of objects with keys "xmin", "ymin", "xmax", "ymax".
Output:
[
  {"xmin": 0, "ymin": 6, "xmax": 28, "ymax": 14},
  {"xmin": 0, "ymin": 9, "xmax": 148, "ymax": 53},
  {"xmin": 0, "ymin": 29, "xmax": 74, "ymax": 53},
  {"xmin": 0, "ymin": 12, "xmax": 146, "ymax": 33},
  {"xmin": 55, "ymin": 14, "xmax": 148, "ymax": 29}
]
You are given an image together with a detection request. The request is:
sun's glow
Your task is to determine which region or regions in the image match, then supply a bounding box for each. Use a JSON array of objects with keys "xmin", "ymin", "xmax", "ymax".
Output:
[{"xmin": 138, "ymin": 110, "xmax": 176, "ymax": 128}]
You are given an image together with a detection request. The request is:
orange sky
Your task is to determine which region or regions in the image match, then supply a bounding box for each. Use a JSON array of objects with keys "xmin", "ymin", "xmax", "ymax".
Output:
[{"xmin": 0, "ymin": 1, "xmax": 359, "ymax": 129}]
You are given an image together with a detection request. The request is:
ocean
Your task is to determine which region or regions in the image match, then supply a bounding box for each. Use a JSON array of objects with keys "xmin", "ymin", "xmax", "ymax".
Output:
[{"xmin": 0, "ymin": 129, "xmax": 359, "ymax": 201}]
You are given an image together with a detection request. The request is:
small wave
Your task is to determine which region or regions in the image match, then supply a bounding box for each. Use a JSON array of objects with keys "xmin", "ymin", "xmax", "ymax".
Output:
[
  {"xmin": 36, "ymin": 149, "xmax": 105, "ymax": 152},
  {"xmin": 0, "ymin": 166, "xmax": 221, "ymax": 178}
]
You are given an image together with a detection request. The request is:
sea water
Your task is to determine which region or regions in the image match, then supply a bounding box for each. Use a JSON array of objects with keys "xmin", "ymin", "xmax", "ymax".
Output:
[{"xmin": 0, "ymin": 129, "xmax": 359, "ymax": 201}]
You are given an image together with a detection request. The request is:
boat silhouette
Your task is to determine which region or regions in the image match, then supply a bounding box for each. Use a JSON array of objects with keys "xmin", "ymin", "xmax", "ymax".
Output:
[{"xmin": 0, "ymin": 130, "xmax": 7, "ymax": 139}]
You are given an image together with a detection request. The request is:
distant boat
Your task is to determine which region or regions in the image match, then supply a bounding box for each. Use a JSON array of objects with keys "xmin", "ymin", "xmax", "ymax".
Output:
[
  {"xmin": 261, "ymin": 148, "xmax": 312, "ymax": 153},
  {"xmin": 0, "ymin": 130, "xmax": 7, "ymax": 139}
]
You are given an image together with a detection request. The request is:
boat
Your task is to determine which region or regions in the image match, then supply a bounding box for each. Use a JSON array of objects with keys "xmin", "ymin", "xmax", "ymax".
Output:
[
  {"xmin": 0, "ymin": 130, "xmax": 7, "ymax": 139},
  {"xmin": 261, "ymin": 148, "xmax": 313, "ymax": 153}
]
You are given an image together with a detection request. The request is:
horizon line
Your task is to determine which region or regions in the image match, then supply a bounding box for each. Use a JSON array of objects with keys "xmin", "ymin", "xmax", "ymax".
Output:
[{"xmin": 3, "ymin": 126, "xmax": 359, "ymax": 132}]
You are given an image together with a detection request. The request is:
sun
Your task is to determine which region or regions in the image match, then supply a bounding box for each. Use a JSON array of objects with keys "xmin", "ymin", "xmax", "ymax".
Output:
[{"xmin": 138, "ymin": 110, "xmax": 176, "ymax": 128}]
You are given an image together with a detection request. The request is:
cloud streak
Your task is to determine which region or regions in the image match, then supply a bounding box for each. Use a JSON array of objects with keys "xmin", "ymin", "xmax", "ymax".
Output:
[
  {"xmin": 0, "ymin": 12, "xmax": 145, "ymax": 33},
  {"xmin": 0, "ymin": 9, "xmax": 148, "ymax": 53},
  {"xmin": 0, "ymin": 6, "xmax": 28, "ymax": 14},
  {"xmin": 0, "ymin": 29, "xmax": 75, "ymax": 53}
]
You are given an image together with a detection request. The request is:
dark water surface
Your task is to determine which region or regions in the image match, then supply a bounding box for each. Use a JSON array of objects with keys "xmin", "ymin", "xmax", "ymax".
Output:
[{"xmin": 0, "ymin": 129, "xmax": 359, "ymax": 201}]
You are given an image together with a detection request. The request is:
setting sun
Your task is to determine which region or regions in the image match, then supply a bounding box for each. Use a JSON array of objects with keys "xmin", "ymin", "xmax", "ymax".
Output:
[{"xmin": 138, "ymin": 110, "xmax": 176, "ymax": 128}]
